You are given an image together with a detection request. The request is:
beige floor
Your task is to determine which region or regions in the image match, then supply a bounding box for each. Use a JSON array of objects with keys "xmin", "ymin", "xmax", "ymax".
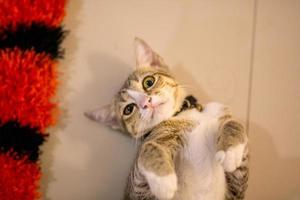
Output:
[{"xmin": 41, "ymin": 0, "xmax": 300, "ymax": 199}]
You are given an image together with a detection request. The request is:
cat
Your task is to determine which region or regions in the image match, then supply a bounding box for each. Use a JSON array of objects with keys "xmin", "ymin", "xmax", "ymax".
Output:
[{"xmin": 85, "ymin": 38, "xmax": 249, "ymax": 200}]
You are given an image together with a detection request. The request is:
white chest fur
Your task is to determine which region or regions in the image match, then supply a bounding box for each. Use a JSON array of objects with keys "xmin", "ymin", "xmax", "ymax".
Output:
[{"xmin": 173, "ymin": 102, "xmax": 227, "ymax": 200}]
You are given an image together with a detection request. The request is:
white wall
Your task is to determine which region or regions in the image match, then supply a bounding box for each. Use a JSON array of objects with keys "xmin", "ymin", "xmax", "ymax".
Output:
[{"xmin": 40, "ymin": 1, "xmax": 300, "ymax": 199}]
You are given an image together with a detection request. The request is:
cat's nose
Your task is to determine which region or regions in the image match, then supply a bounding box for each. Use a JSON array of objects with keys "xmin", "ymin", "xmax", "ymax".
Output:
[{"xmin": 141, "ymin": 96, "xmax": 152, "ymax": 109}]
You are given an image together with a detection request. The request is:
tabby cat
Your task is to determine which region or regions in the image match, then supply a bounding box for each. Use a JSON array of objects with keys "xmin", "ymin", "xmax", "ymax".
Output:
[{"xmin": 85, "ymin": 38, "xmax": 249, "ymax": 200}]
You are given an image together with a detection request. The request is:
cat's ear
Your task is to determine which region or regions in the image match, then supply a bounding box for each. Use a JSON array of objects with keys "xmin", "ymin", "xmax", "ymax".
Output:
[
  {"xmin": 134, "ymin": 37, "xmax": 167, "ymax": 69},
  {"xmin": 84, "ymin": 104, "xmax": 120, "ymax": 130}
]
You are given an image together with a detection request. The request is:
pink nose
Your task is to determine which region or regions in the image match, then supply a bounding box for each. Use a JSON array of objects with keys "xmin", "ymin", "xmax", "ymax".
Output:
[{"xmin": 140, "ymin": 96, "xmax": 152, "ymax": 109}]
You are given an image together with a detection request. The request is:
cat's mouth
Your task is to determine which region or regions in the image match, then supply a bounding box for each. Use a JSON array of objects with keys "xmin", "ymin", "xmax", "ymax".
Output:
[
  {"xmin": 148, "ymin": 100, "xmax": 166, "ymax": 108},
  {"xmin": 149, "ymin": 101, "xmax": 167, "ymax": 119}
]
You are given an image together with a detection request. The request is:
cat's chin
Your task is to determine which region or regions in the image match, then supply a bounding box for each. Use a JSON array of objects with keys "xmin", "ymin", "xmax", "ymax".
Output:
[
  {"xmin": 133, "ymin": 101, "xmax": 177, "ymax": 139},
  {"xmin": 134, "ymin": 118, "xmax": 164, "ymax": 139}
]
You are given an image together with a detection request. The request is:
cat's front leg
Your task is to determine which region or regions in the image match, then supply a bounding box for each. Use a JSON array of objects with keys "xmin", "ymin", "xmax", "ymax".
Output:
[
  {"xmin": 138, "ymin": 141, "xmax": 178, "ymax": 200},
  {"xmin": 215, "ymin": 118, "xmax": 248, "ymax": 172}
]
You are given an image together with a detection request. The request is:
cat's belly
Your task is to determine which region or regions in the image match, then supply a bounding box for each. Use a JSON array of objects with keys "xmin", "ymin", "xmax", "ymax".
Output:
[
  {"xmin": 174, "ymin": 160, "xmax": 225, "ymax": 200},
  {"xmin": 173, "ymin": 107, "xmax": 226, "ymax": 200}
]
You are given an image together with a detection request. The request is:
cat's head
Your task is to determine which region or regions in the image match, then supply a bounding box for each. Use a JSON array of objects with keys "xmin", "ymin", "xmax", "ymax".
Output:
[{"xmin": 85, "ymin": 38, "xmax": 186, "ymax": 138}]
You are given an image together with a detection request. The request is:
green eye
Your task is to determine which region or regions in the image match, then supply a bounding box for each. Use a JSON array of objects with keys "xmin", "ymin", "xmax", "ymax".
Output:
[
  {"xmin": 123, "ymin": 103, "xmax": 135, "ymax": 115},
  {"xmin": 143, "ymin": 76, "xmax": 155, "ymax": 90}
]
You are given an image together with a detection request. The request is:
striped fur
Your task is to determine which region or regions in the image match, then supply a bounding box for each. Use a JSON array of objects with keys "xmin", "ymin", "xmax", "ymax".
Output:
[
  {"xmin": 225, "ymin": 144, "xmax": 249, "ymax": 200},
  {"xmin": 125, "ymin": 119, "xmax": 194, "ymax": 200}
]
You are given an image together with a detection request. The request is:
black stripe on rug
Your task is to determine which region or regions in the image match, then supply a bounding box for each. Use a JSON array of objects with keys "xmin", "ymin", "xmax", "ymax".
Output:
[
  {"xmin": 0, "ymin": 121, "xmax": 48, "ymax": 162},
  {"xmin": 0, "ymin": 23, "xmax": 67, "ymax": 59}
]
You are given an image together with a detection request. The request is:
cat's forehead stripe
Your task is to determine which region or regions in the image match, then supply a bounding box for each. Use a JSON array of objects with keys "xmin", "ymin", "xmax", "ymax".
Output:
[
  {"xmin": 128, "ymin": 73, "xmax": 140, "ymax": 82},
  {"xmin": 118, "ymin": 90, "xmax": 129, "ymax": 102}
]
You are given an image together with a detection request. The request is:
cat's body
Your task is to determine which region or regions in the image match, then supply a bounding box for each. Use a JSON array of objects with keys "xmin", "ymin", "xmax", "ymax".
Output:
[
  {"xmin": 125, "ymin": 103, "xmax": 248, "ymax": 200},
  {"xmin": 85, "ymin": 38, "xmax": 249, "ymax": 200}
]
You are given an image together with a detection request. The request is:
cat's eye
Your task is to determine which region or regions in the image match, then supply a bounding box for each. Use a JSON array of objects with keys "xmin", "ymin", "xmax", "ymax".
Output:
[
  {"xmin": 123, "ymin": 103, "xmax": 136, "ymax": 115},
  {"xmin": 143, "ymin": 76, "xmax": 155, "ymax": 90}
]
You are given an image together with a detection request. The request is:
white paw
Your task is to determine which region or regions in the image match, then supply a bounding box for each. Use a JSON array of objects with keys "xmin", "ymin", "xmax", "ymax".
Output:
[
  {"xmin": 215, "ymin": 143, "xmax": 245, "ymax": 172},
  {"xmin": 143, "ymin": 170, "xmax": 177, "ymax": 200}
]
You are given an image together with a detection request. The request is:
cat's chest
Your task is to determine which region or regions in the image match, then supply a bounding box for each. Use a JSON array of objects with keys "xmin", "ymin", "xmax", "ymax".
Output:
[
  {"xmin": 176, "ymin": 107, "xmax": 220, "ymax": 173},
  {"xmin": 173, "ymin": 102, "xmax": 226, "ymax": 200},
  {"xmin": 175, "ymin": 102, "xmax": 225, "ymax": 160}
]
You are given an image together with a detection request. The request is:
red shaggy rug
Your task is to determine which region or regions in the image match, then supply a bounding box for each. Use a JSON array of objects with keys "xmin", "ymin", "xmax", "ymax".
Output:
[{"xmin": 0, "ymin": 1, "xmax": 67, "ymax": 199}]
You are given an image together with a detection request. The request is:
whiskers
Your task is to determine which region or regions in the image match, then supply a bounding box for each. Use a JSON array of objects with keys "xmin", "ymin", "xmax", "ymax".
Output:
[{"xmin": 133, "ymin": 137, "xmax": 141, "ymax": 149}]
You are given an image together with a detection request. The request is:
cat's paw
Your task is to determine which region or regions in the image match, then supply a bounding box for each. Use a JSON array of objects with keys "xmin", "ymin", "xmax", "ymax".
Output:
[
  {"xmin": 215, "ymin": 143, "xmax": 245, "ymax": 172},
  {"xmin": 143, "ymin": 170, "xmax": 177, "ymax": 200}
]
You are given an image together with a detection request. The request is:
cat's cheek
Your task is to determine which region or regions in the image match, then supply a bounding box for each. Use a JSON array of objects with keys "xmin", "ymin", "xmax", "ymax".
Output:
[{"xmin": 160, "ymin": 101, "xmax": 175, "ymax": 120}]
